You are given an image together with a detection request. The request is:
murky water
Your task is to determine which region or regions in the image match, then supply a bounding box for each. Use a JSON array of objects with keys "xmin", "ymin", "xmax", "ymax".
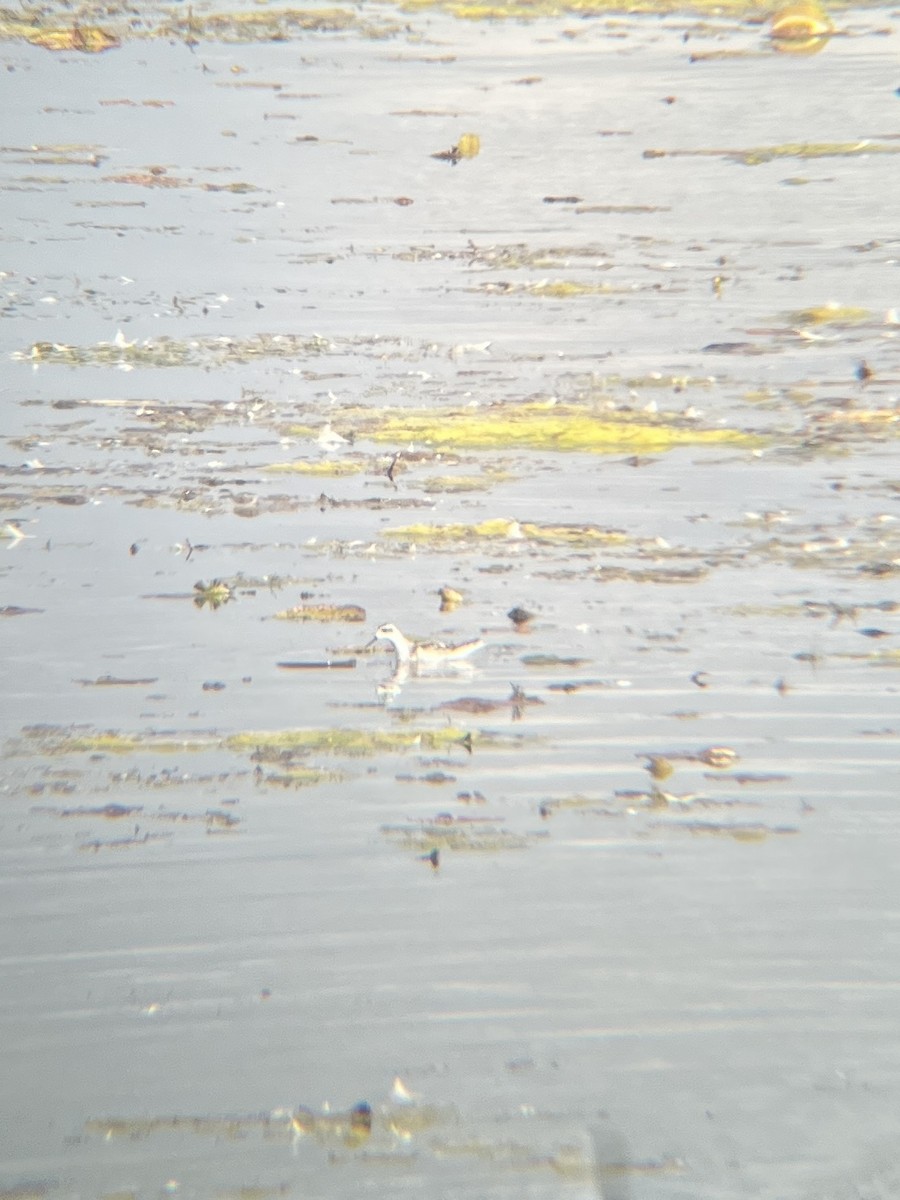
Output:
[{"xmin": 1, "ymin": 3, "xmax": 899, "ymax": 1198}]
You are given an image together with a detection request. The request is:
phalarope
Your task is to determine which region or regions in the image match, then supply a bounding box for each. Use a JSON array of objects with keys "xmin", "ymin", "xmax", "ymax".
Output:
[{"xmin": 371, "ymin": 622, "xmax": 484, "ymax": 669}]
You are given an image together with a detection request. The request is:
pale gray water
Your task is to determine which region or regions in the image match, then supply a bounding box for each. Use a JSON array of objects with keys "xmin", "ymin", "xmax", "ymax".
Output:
[{"xmin": 1, "ymin": 5, "xmax": 899, "ymax": 1198}]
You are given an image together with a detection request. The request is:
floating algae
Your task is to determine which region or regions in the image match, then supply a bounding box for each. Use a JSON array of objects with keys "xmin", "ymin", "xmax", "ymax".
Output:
[
  {"xmin": 381, "ymin": 813, "xmax": 539, "ymax": 854},
  {"xmin": 790, "ymin": 303, "xmax": 873, "ymax": 326},
  {"xmin": 13, "ymin": 332, "xmax": 333, "ymax": 369},
  {"xmin": 366, "ymin": 402, "xmax": 759, "ymax": 455},
  {"xmin": 193, "ymin": 579, "xmax": 235, "ymax": 610},
  {"xmin": 7, "ymin": 724, "xmax": 513, "ymax": 760},
  {"xmin": 25, "ymin": 25, "xmax": 120, "ymax": 52},
  {"xmin": 653, "ymin": 820, "xmax": 800, "ymax": 841},
  {"xmin": 264, "ymin": 460, "xmax": 364, "ymax": 476},
  {"xmin": 642, "ymin": 142, "xmax": 900, "ymax": 167},
  {"xmin": 7, "ymin": 727, "xmax": 215, "ymax": 757},
  {"xmin": 383, "ymin": 518, "xmax": 627, "ymax": 546},
  {"xmin": 273, "ymin": 603, "xmax": 366, "ymax": 622},
  {"xmin": 226, "ymin": 726, "xmax": 507, "ymax": 757}
]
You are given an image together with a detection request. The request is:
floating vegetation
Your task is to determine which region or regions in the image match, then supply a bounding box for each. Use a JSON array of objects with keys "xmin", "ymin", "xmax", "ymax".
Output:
[
  {"xmin": 845, "ymin": 647, "xmax": 900, "ymax": 667},
  {"xmin": 432, "ymin": 132, "xmax": 481, "ymax": 164},
  {"xmin": 770, "ymin": 0, "xmax": 834, "ymax": 51},
  {"xmin": 274, "ymin": 603, "xmax": 366, "ymax": 622},
  {"xmin": 258, "ymin": 765, "xmax": 346, "ymax": 788},
  {"xmin": 542, "ymin": 563, "xmax": 711, "ymax": 585},
  {"xmin": 2, "ymin": 11, "xmax": 896, "ymax": 1199},
  {"xmin": 521, "ymin": 654, "xmax": 591, "ymax": 668},
  {"xmin": 33, "ymin": 801, "xmax": 239, "ymax": 849},
  {"xmin": 381, "ymin": 813, "xmax": 539, "ymax": 854},
  {"xmin": 421, "ymin": 474, "xmax": 494, "ymax": 494},
  {"xmin": 25, "ymin": 25, "xmax": 120, "ymax": 52},
  {"xmin": 265, "ymin": 460, "xmax": 364, "ymax": 476},
  {"xmin": 86, "ymin": 1088, "xmax": 446, "ymax": 1146},
  {"xmin": 810, "ymin": 407, "xmax": 900, "ymax": 433},
  {"xmin": 476, "ymin": 279, "xmax": 623, "ymax": 298},
  {"xmin": 546, "ymin": 678, "xmax": 627, "ymax": 693},
  {"xmin": 401, "ymin": 0, "xmax": 760, "ymax": 16},
  {"xmin": 160, "ymin": 6, "xmax": 405, "ymax": 43},
  {"xmin": 790, "ymin": 303, "xmax": 872, "ymax": 326},
  {"xmin": 7, "ymin": 722, "xmax": 518, "ymax": 767},
  {"xmin": 8, "ymin": 727, "xmax": 216, "ymax": 757},
  {"xmin": 35, "ymin": 802, "xmax": 141, "ymax": 820},
  {"xmin": 643, "ymin": 142, "xmax": 900, "ymax": 167},
  {"xmin": 277, "ymin": 659, "xmax": 357, "ymax": 670},
  {"xmin": 383, "ymin": 517, "xmax": 628, "ymax": 546},
  {"xmin": 436, "ymin": 684, "xmax": 544, "ymax": 719},
  {"xmin": 364, "ymin": 402, "xmax": 760, "ymax": 455},
  {"xmin": 0, "ymin": 6, "xmax": 406, "ymax": 48},
  {"xmin": 13, "ymin": 332, "xmax": 333, "ymax": 369},
  {"xmin": 631, "ymin": 745, "xmax": 739, "ymax": 770},
  {"xmin": 85, "ymin": 1112, "xmax": 291, "ymax": 1142},
  {"xmin": 75, "ymin": 676, "xmax": 159, "ymax": 687},
  {"xmin": 717, "ymin": 773, "xmax": 792, "ymax": 785},
  {"xmin": 653, "ymin": 820, "xmax": 799, "ymax": 841},
  {"xmin": 193, "ymin": 579, "xmax": 234, "ymax": 610},
  {"xmin": 228, "ymin": 726, "xmax": 499, "ymax": 757},
  {"xmin": 439, "ymin": 585, "xmax": 464, "ymax": 611},
  {"xmin": 104, "ymin": 171, "xmax": 260, "ymax": 193}
]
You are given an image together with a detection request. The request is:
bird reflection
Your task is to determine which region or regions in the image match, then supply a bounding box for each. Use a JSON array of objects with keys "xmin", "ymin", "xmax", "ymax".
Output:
[{"xmin": 591, "ymin": 1125, "xmax": 633, "ymax": 1200}]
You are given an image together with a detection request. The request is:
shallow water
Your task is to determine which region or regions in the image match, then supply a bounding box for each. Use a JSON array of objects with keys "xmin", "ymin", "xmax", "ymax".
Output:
[{"xmin": 1, "ymin": 4, "xmax": 899, "ymax": 1198}]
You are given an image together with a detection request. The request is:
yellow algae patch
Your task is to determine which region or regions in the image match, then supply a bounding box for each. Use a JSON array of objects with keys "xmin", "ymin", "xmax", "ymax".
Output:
[
  {"xmin": 737, "ymin": 142, "xmax": 896, "ymax": 166},
  {"xmin": 525, "ymin": 522, "xmax": 627, "ymax": 545},
  {"xmin": 265, "ymin": 460, "xmax": 363, "ymax": 476},
  {"xmin": 383, "ymin": 518, "xmax": 626, "ymax": 547},
  {"xmin": 384, "ymin": 517, "xmax": 522, "ymax": 542},
  {"xmin": 193, "ymin": 579, "xmax": 234, "ymax": 610},
  {"xmin": 10, "ymin": 725, "xmax": 507, "ymax": 760},
  {"xmin": 422, "ymin": 475, "xmax": 495, "ymax": 494},
  {"xmin": 225, "ymin": 727, "xmax": 487, "ymax": 757},
  {"xmin": 367, "ymin": 403, "xmax": 758, "ymax": 455},
  {"xmin": 274, "ymin": 603, "xmax": 366, "ymax": 622},
  {"xmin": 643, "ymin": 143, "xmax": 900, "ymax": 167},
  {"xmin": 471, "ymin": 279, "xmax": 624, "ymax": 297},
  {"xmin": 154, "ymin": 6, "xmax": 405, "ymax": 43},
  {"xmin": 19, "ymin": 730, "xmax": 210, "ymax": 756},
  {"xmin": 401, "ymin": 0, "xmax": 794, "ymax": 19},
  {"xmin": 26, "ymin": 25, "xmax": 120, "ymax": 52},
  {"xmin": 522, "ymin": 279, "xmax": 613, "ymax": 298},
  {"xmin": 411, "ymin": 0, "xmax": 577, "ymax": 14},
  {"xmin": 791, "ymin": 303, "xmax": 872, "ymax": 325}
]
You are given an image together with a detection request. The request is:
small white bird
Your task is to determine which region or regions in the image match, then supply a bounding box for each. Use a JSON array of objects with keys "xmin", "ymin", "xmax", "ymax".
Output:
[
  {"xmin": 370, "ymin": 622, "xmax": 484, "ymax": 669},
  {"xmin": 316, "ymin": 422, "xmax": 349, "ymax": 450}
]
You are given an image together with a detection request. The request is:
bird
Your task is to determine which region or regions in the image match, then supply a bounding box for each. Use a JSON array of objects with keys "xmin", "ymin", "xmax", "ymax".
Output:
[
  {"xmin": 855, "ymin": 360, "xmax": 874, "ymax": 385},
  {"xmin": 370, "ymin": 622, "xmax": 484, "ymax": 670}
]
